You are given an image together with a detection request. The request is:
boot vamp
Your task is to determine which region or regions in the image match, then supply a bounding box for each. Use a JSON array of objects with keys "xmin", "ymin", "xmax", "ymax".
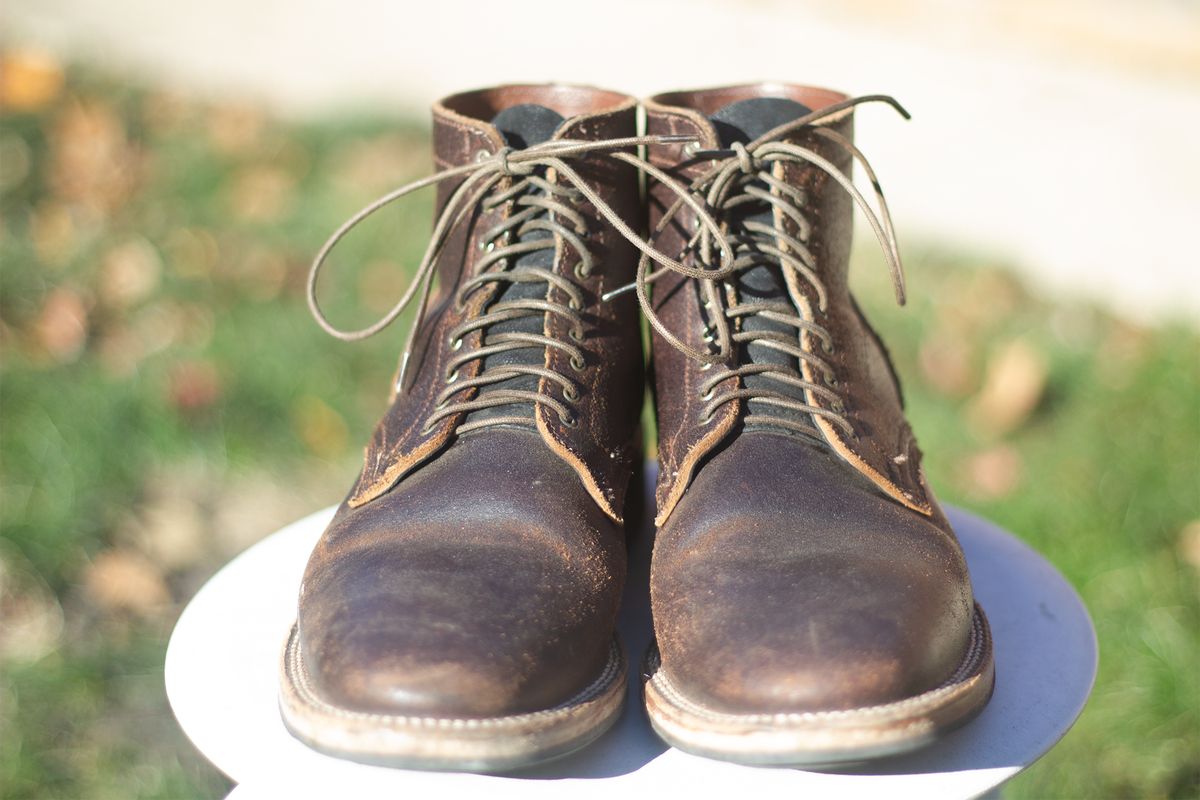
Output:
[
  {"xmin": 298, "ymin": 427, "xmax": 625, "ymax": 718},
  {"xmin": 652, "ymin": 431, "xmax": 974, "ymax": 714}
]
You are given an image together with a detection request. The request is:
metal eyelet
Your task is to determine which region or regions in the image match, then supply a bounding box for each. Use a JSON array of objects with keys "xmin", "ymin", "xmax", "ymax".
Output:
[
  {"xmin": 563, "ymin": 384, "xmax": 579, "ymax": 401},
  {"xmin": 445, "ymin": 369, "xmax": 459, "ymax": 384},
  {"xmin": 450, "ymin": 338, "xmax": 463, "ymax": 351},
  {"xmin": 699, "ymin": 388, "xmax": 714, "ymax": 401},
  {"xmin": 570, "ymin": 354, "xmax": 586, "ymax": 371},
  {"xmin": 569, "ymin": 327, "xmax": 584, "ymax": 342},
  {"xmin": 559, "ymin": 413, "xmax": 577, "ymax": 428},
  {"xmin": 821, "ymin": 339, "xmax": 834, "ymax": 354},
  {"xmin": 831, "ymin": 399, "xmax": 846, "ymax": 413},
  {"xmin": 475, "ymin": 150, "xmax": 491, "ymax": 163},
  {"xmin": 574, "ymin": 263, "xmax": 590, "ymax": 280},
  {"xmin": 699, "ymin": 362, "xmax": 713, "ymax": 371},
  {"xmin": 479, "ymin": 240, "xmax": 495, "ymax": 253},
  {"xmin": 568, "ymin": 298, "xmax": 582, "ymax": 311}
]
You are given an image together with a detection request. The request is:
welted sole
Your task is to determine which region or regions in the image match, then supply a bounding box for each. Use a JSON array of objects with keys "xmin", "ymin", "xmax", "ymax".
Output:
[
  {"xmin": 642, "ymin": 602, "xmax": 995, "ymax": 767},
  {"xmin": 279, "ymin": 624, "xmax": 627, "ymax": 772}
]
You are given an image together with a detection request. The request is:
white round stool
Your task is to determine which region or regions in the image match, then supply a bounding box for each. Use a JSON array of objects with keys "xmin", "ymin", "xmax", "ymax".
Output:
[{"xmin": 166, "ymin": 484, "xmax": 1096, "ymax": 800}]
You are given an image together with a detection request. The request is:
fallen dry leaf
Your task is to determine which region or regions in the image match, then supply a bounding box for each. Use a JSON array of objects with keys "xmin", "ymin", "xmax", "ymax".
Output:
[
  {"xmin": 34, "ymin": 284, "xmax": 89, "ymax": 362},
  {"xmin": 968, "ymin": 339, "xmax": 1048, "ymax": 435},
  {"xmin": 82, "ymin": 548, "xmax": 170, "ymax": 616},
  {"xmin": 0, "ymin": 542, "xmax": 65, "ymax": 663},
  {"xmin": 121, "ymin": 489, "xmax": 209, "ymax": 573},
  {"xmin": 332, "ymin": 133, "xmax": 427, "ymax": 196},
  {"xmin": 226, "ymin": 165, "xmax": 296, "ymax": 223},
  {"xmin": 95, "ymin": 323, "xmax": 145, "ymax": 378},
  {"xmin": 167, "ymin": 359, "xmax": 222, "ymax": 413},
  {"xmin": 237, "ymin": 245, "xmax": 288, "ymax": 301},
  {"xmin": 918, "ymin": 328, "xmax": 976, "ymax": 398},
  {"xmin": 0, "ymin": 48, "xmax": 65, "ymax": 112},
  {"xmin": 98, "ymin": 237, "xmax": 162, "ymax": 309},
  {"xmin": 206, "ymin": 103, "xmax": 266, "ymax": 155},
  {"xmin": 49, "ymin": 98, "xmax": 140, "ymax": 214},
  {"xmin": 141, "ymin": 90, "xmax": 196, "ymax": 137},
  {"xmin": 960, "ymin": 445, "xmax": 1023, "ymax": 500},
  {"xmin": 1179, "ymin": 520, "xmax": 1200, "ymax": 571}
]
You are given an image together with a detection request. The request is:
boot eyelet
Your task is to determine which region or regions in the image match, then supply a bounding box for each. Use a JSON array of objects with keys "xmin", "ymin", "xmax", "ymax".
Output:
[
  {"xmin": 568, "ymin": 298, "xmax": 582, "ymax": 311},
  {"xmin": 445, "ymin": 369, "xmax": 459, "ymax": 384},
  {"xmin": 699, "ymin": 362, "xmax": 713, "ymax": 372},
  {"xmin": 475, "ymin": 150, "xmax": 491, "ymax": 163},
  {"xmin": 559, "ymin": 413, "xmax": 577, "ymax": 428},
  {"xmin": 570, "ymin": 354, "xmax": 586, "ymax": 371},
  {"xmin": 831, "ymin": 399, "xmax": 846, "ymax": 413},
  {"xmin": 699, "ymin": 388, "xmax": 714, "ymax": 401},
  {"xmin": 569, "ymin": 327, "xmax": 584, "ymax": 342},
  {"xmin": 563, "ymin": 384, "xmax": 579, "ymax": 401},
  {"xmin": 574, "ymin": 263, "xmax": 591, "ymax": 280},
  {"xmin": 450, "ymin": 338, "xmax": 463, "ymax": 351},
  {"xmin": 821, "ymin": 339, "xmax": 835, "ymax": 354}
]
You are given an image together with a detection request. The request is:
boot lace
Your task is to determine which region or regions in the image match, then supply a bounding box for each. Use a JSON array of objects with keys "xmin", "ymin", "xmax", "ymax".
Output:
[
  {"xmin": 612, "ymin": 95, "xmax": 911, "ymax": 441},
  {"xmin": 307, "ymin": 135, "xmax": 728, "ymax": 437}
]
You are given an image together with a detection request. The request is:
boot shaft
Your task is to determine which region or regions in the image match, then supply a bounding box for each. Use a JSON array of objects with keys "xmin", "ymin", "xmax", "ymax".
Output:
[
  {"xmin": 347, "ymin": 85, "xmax": 646, "ymax": 520},
  {"xmin": 643, "ymin": 84, "xmax": 936, "ymax": 522}
]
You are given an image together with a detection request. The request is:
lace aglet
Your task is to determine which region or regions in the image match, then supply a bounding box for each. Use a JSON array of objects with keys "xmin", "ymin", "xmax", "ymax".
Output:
[
  {"xmin": 686, "ymin": 146, "xmax": 737, "ymax": 160},
  {"xmin": 396, "ymin": 351, "xmax": 412, "ymax": 393},
  {"xmin": 601, "ymin": 282, "xmax": 636, "ymax": 302},
  {"xmin": 654, "ymin": 134, "xmax": 700, "ymax": 145}
]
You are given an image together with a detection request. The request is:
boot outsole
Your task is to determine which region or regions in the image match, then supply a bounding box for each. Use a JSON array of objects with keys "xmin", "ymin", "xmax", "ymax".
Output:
[
  {"xmin": 279, "ymin": 625, "xmax": 626, "ymax": 772},
  {"xmin": 642, "ymin": 602, "xmax": 995, "ymax": 766}
]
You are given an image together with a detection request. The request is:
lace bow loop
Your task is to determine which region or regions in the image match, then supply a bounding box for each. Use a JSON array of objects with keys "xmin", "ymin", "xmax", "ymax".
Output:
[{"xmin": 306, "ymin": 133, "xmax": 728, "ymax": 392}]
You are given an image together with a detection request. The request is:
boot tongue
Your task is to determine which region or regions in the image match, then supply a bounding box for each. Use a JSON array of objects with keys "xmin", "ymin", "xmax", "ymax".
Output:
[
  {"xmin": 460, "ymin": 104, "xmax": 567, "ymax": 431},
  {"xmin": 708, "ymin": 97, "xmax": 815, "ymax": 433},
  {"xmin": 490, "ymin": 103, "xmax": 565, "ymax": 148},
  {"xmin": 710, "ymin": 96, "xmax": 812, "ymax": 147}
]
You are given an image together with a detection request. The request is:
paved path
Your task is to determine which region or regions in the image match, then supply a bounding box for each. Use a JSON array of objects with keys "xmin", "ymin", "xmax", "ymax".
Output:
[{"xmin": 6, "ymin": 0, "xmax": 1198, "ymax": 321}]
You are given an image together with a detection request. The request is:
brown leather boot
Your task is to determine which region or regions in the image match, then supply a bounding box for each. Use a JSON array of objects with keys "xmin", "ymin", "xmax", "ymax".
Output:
[
  {"xmin": 637, "ymin": 84, "xmax": 995, "ymax": 765},
  {"xmin": 278, "ymin": 85, "xmax": 657, "ymax": 771}
]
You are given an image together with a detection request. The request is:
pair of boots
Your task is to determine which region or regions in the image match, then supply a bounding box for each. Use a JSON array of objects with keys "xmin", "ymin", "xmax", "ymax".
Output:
[{"xmin": 278, "ymin": 82, "xmax": 994, "ymax": 771}]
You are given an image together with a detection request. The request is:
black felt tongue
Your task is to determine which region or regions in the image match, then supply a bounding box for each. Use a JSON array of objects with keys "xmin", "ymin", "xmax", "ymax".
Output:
[
  {"xmin": 491, "ymin": 104, "xmax": 565, "ymax": 149},
  {"xmin": 458, "ymin": 105, "xmax": 566, "ymax": 431},
  {"xmin": 710, "ymin": 96, "xmax": 813, "ymax": 147},
  {"xmin": 708, "ymin": 97, "xmax": 816, "ymax": 432}
]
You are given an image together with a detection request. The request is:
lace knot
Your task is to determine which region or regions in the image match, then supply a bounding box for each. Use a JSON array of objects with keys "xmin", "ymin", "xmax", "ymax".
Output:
[
  {"xmin": 493, "ymin": 146, "xmax": 534, "ymax": 177},
  {"xmin": 731, "ymin": 142, "xmax": 756, "ymax": 174}
]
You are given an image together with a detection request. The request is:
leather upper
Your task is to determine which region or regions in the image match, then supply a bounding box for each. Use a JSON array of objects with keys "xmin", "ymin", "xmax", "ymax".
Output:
[
  {"xmin": 645, "ymin": 83, "xmax": 975, "ymax": 714},
  {"xmin": 349, "ymin": 87, "xmax": 644, "ymax": 521},
  {"xmin": 644, "ymin": 84, "xmax": 933, "ymax": 525},
  {"xmin": 297, "ymin": 85, "xmax": 643, "ymax": 719}
]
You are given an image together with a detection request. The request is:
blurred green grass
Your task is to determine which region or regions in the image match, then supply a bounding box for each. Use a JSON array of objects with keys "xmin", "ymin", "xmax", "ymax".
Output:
[{"xmin": 1, "ymin": 52, "xmax": 1197, "ymax": 799}]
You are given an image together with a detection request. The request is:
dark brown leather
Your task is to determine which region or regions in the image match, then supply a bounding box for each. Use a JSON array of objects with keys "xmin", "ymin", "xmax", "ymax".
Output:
[
  {"xmin": 645, "ymin": 84, "xmax": 976, "ymax": 714},
  {"xmin": 297, "ymin": 85, "xmax": 642, "ymax": 718}
]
